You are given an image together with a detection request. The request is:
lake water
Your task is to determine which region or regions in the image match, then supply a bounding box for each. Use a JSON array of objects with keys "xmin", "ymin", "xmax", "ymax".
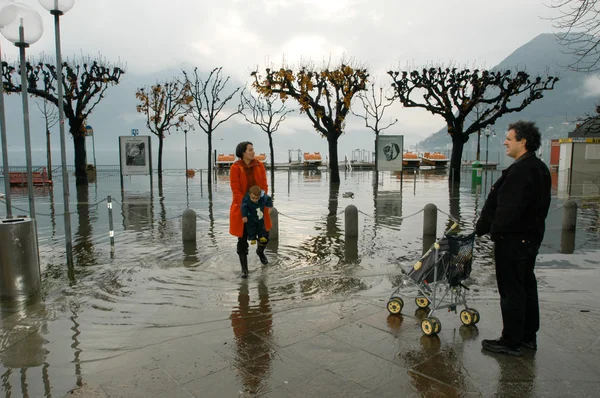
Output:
[{"xmin": 0, "ymin": 168, "xmax": 598, "ymax": 396}]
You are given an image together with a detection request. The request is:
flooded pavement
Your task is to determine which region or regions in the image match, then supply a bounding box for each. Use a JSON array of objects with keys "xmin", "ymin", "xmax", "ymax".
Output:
[{"xmin": 0, "ymin": 169, "xmax": 599, "ymax": 397}]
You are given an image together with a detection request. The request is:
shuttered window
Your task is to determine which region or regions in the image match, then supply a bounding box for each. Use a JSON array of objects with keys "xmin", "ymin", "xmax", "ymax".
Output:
[{"xmin": 585, "ymin": 144, "xmax": 600, "ymax": 160}]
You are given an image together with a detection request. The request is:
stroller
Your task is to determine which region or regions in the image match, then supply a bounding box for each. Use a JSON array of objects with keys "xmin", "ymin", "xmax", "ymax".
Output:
[{"xmin": 386, "ymin": 223, "xmax": 478, "ymax": 336}]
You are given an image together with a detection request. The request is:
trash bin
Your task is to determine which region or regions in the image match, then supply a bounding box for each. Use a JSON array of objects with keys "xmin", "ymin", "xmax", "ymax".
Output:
[
  {"xmin": 0, "ymin": 217, "xmax": 40, "ymax": 300},
  {"xmin": 471, "ymin": 161, "xmax": 483, "ymax": 186}
]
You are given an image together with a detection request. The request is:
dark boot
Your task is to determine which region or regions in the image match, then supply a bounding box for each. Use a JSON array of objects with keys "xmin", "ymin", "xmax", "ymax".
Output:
[
  {"xmin": 256, "ymin": 244, "xmax": 268, "ymax": 265},
  {"xmin": 238, "ymin": 252, "xmax": 249, "ymax": 278}
]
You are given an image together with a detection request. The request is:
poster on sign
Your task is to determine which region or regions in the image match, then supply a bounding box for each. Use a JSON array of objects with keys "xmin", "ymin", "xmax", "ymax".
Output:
[
  {"xmin": 119, "ymin": 136, "xmax": 152, "ymax": 176},
  {"xmin": 376, "ymin": 135, "xmax": 404, "ymax": 171}
]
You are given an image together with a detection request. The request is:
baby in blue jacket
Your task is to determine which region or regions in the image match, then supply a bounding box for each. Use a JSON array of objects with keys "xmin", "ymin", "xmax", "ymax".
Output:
[{"xmin": 242, "ymin": 185, "xmax": 273, "ymax": 245}]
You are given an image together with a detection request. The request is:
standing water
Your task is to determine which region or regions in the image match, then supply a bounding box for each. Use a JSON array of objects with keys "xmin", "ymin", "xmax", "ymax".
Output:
[{"xmin": 0, "ymin": 168, "xmax": 598, "ymax": 396}]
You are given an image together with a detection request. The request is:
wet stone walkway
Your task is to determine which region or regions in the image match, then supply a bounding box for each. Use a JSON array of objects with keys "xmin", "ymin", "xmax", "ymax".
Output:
[{"xmin": 66, "ymin": 252, "xmax": 600, "ymax": 398}]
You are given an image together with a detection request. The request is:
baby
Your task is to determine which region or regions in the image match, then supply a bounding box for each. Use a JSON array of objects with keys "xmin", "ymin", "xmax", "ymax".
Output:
[{"xmin": 241, "ymin": 185, "xmax": 273, "ymax": 245}]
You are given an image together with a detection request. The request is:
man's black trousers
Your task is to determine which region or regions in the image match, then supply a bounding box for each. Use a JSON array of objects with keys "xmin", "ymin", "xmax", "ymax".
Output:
[{"xmin": 494, "ymin": 238, "xmax": 540, "ymax": 346}]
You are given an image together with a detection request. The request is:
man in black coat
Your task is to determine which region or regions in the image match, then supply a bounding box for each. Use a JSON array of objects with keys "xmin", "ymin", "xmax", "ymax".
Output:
[{"xmin": 476, "ymin": 121, "xmax": 552, "ymax": 357}]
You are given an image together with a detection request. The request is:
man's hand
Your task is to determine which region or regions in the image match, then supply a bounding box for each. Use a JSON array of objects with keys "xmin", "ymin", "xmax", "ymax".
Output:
[{"xmin": 242, "ymin": 217, "xmax": 248, "ymax": 223}]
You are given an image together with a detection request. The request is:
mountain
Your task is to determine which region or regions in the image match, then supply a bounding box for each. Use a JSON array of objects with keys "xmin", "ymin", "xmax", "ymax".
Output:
[{"xmin": 414, "ymin": 33, "xmax": 599, "ymax": 162}]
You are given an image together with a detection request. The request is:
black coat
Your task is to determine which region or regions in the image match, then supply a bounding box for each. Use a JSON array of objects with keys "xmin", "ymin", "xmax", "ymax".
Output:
[{"xmin": 476, "ymin": 152, "xmax": 551, "ymax": 245}]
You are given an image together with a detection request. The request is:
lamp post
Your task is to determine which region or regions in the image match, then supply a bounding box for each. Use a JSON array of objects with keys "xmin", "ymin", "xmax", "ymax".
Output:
[
  {"xmin": 0, "ymin": 0, "xmax": 16, "ymax": 219},
  {"xmin": 0, "ymin": 2, "xmax": 43, "ymax": 218},
  {"xmin": 0, "ymin": 2, "xmax": 43, "ymax": 300},
  {"xmin": 484, "ymin": 126, "xmax": 496, "ymax": 192},
  {"xmin": 38, "ymin": 0, "xmax": 75, "ymax": 270}
]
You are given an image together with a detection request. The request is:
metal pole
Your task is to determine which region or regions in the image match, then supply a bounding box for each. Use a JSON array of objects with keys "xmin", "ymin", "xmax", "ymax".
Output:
[
  {"xmin": 107, "ymin": 195, "xmax": 114, "ymax": 254},
  {"xmin": 17, "ymin": 28, "xmax": 35, "ymax": 218},
  {"xmin": 0, "ymin": 41, "xmax": 12, "ymax": 218},
  {"xmin": 92, "ymin": 130, "xmax": 97, "ymax": 171},
  {"xmin": 53, "ymin": 10, "xmax": 73, "ymax": 268},
  {"xmin": 184, "ymin": 129, "xmax": 188, "ymax": 172}
]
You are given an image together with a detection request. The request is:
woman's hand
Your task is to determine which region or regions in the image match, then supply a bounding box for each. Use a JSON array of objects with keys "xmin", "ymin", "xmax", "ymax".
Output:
[{"xmin": 242, "ymin": 217, "xmax": 248, "ymax": 223}]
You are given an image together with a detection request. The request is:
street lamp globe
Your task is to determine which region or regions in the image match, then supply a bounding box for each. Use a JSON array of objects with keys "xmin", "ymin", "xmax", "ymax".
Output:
[
  {"xmin": 0, "ymin": 3, "xmax": 43, "ymax": 45},
  {"xmin": 38, "ymin": 0, "xmax": 74, "ymax": 14},
  {"xmin": 0, "ymin": 0, "xmax": 16, "ymax": 28}
]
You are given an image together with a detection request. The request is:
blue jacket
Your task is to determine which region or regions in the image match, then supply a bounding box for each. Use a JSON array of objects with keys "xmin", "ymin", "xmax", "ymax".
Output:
[{"xmin": 241, "ymin": 193, "xmax": 273, "ymax": 223}]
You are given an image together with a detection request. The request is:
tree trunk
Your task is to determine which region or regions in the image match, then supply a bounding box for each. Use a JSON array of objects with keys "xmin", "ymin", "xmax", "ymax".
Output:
[
  {"xmin": 46, "ymin": 130, "xmax": 52, "ymax": 181},
  {"xmin": 374, "ymin": 133, "xmax": 378, "ymax": 172},
  {"xmin": 327, "ymin": 134, "xmax": 340, "ymax": 184},
  {"xmin": 73, "ymin": 134, "xmax": 87, "ymax": 186},
  {"xmin": 449, "ymin": 136, "xmax": 465, "ymax": 184},
  {"xmin": 158, "ymin": 135, "xmax": 164, "ymax": 180},
  {"xmin": 207, "ymin": 132, "xmax": 212, "ymax": 185},
  {"xmin": 70, "ymin": 121, "xmax": 88, "ymax": 186},
  {"xmin": 268, "ymin": 133, "xmax": 275, "ymax": 196}
]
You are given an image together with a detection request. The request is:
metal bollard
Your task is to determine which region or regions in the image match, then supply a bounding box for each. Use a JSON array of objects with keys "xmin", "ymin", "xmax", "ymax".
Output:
[
  {"xmin": 345, "ymin": 204, "xmax": 359, "ymax": 238},
  {"xmin": 423, "ymin": 203, "xmax": 437, "ymax": 254},
  {"xmin": 560, "ymin": 200, "xmax": 577, "ymax": 254},
  {"xmin": 0, "ymin": 217, "xmax": 40, "ymax": 300},
  {"xmin": 269, "ymin": 207, "xmax": 279, "ymax": 241},
  {"xmin": 182, "ymin": 209, "xmax": 197, "ymax": 242},
  {"xmin": 107, "ymin": 196, "xmax": 115, "ymax": 255}
]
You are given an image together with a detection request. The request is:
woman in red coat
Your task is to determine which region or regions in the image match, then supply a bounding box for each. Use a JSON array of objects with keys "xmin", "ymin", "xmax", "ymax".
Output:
[{"xmin": 230, "ymin": 141, "xmax": 272, "ymax": 278}]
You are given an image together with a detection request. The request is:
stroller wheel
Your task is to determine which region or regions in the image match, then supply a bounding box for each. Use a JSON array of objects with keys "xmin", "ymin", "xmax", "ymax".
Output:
[
  {"xmin": 421, "ymin": 317, "xmax": 441, "ymax": 336},
  {"xmin": 460, "ymin": 309, "xmax": 479, "ymax": 326},
  {"xmin": 415, "ymin": 297, "xmax": 430, "ymax": 308},
  {"xmin": 421, "ymin": 319, "xmax": 434, "ymax": 336},
  {"xmin": 387, "ymin": 297, "xmax": 404, "ymax": 315},
  {"xmin": 470, "ymin": 309, "xmax": 480, "ymax": 324}
]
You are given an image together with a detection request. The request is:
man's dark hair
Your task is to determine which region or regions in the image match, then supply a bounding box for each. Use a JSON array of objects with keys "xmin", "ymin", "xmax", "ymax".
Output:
[
  {"xmin": 508, "ymin": 121, "xmax": 542, "ymax": 152},
  {"xmin": 235, "ymin": 141, "xmax": 253, "ymax": 159}
]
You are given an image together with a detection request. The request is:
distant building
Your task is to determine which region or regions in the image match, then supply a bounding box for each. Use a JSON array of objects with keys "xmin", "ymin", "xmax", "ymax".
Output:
[
  {"xmin": 569, "ymin": 116, "xmax": 600, "ymax": 138},
  {"xmin": 558, "ymin": 117, "xmax": 600, "ymax": 197}
]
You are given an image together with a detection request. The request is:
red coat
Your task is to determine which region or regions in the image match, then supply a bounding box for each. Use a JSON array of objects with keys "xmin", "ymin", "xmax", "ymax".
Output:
[{"xmin": 229, "ymin": 160, "xmax": 272, "ymax": 237}]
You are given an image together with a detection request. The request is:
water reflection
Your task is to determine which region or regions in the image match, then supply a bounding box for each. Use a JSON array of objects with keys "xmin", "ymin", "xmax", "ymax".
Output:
[
  {"xmin": 48, "ymin": 187, "xmax": 56, "ymax": 237},
  {"xmin": 374, "ymin": 190, "xmax": 403, "ymax": 230},
  {"xmin": 408, "ymin": 333, "xmax": 475, "ymax": 396},
  {"xmin": 120, "ymin": 190, "xmax": 154, "ymax": 232},
  {"xmin": 298, "ymin": 183, "xmax": 344, "ymax": 263},
  {"xmin": 230, "ymin": 279, "xmax": 273, "ymax": 395},
  {"xmin": 0, "ymin": 299, "xmax": 50, "ymax": 397},
  {"xmin": 73, "ymin": 185, "xmax": 96, "ymax": 267}
]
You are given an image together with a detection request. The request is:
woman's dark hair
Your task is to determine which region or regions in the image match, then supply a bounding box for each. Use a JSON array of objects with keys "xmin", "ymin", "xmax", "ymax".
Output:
[
  {"xmin": 235, "ymin": 141, "xmax": 253, "ymax": 159},
  {"xmin": 508, "ymin": 121, "xmax": 542, "ymax": 152}
]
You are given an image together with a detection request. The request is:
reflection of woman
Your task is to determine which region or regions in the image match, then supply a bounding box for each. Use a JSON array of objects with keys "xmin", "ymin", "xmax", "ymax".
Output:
[
  {"xmin": 230, "ymin": 280, "xmax": 273, "ymax": 394},
  {"xmin": 230, "ymin": 141, "xmax": 272, "ymax": 278}
]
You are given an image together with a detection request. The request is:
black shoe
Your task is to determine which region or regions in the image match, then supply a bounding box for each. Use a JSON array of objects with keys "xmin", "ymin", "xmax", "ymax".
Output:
[
  {"xmin": 256, "ymin": 245, "xmax": 268, "ymax": 265},
  {"xmin": 482, "ymin": 338, "xmax": 523, "ymax": 357},
  {"xmin": 521, "ymin": 340, "xmax": 537, "ymax": 350}
]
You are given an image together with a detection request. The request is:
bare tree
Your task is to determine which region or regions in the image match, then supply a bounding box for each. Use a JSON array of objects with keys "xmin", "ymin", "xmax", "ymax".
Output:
[
  {"xmin": 35, "ymin": 98, "xmax": 59, "ymax": 181},
  {"xmin": 240, "ymin": 87, "xmax": 293, "ymax": 194},
  {"xmin": 183, "ymin": 67, "xmax": 242, "ymax": 184},
  {"xmin": 135, "ymin": 79, "xmax": 193, "ymax": 179},
  {"xmin": 2, "ymin": 55, "xmax": 125, "ymax": 185},
  {"xmin": 252, "ymin": 61, "xmax": 369, "ymax": 184},
  {"xmin": 388, "ymin": 66, "xmax": 558, "ymax": 183},
  {"xmin": 351, "ymin": 82, "xmax": 398, "ymax": 169},
  {"xmin": 549, "ymin": 0, "xmax": 600, "ymax": 72}
]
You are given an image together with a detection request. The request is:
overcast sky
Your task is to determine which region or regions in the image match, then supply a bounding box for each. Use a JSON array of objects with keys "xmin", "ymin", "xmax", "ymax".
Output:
[
  {"xmin": 8, "ymin": 0, "xmax": 556, "ymax": 75},
  {"xmin": 1, "ymin": 0, "xmax": 562, "ymax": 166}
]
